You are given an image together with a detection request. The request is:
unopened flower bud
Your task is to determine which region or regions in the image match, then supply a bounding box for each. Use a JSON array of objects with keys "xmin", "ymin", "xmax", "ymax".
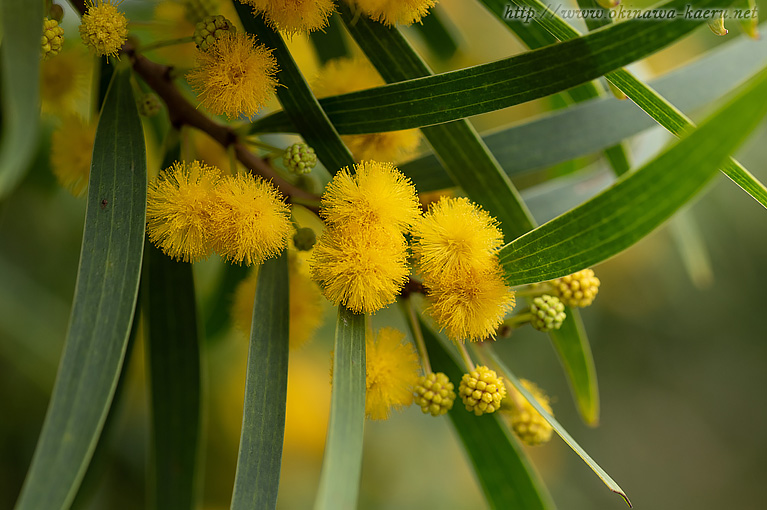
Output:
[
  {"xmin": 194, "ymin": 15, "xmax": 236, "ymax": 52},
  {"xmin": 459, "ymin": 366, "xmax": 506, "ymax": 416},
  {"xmin": 414, "ymin": 372, "xmax": 456, "ymax": 417},
  {"xmin": 550, "ymin": 269, "xmax": 600, "ymax": 308},
  {"xmin": 42, "ymin": 18, "xmax": 65, "ymax": 60},
  {"xmin": 293, "ymin": 227, "xmax": 316, "ymax": 251},
  {"xmin": 283, "ymin": 142, "xmax": 317, "ymax": 175},
  {"xmin": 530, "ymin": 295, "xmax": 566, "ymax": 332}
]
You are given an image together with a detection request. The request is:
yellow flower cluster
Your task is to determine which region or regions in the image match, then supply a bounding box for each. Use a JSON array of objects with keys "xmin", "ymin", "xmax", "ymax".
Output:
[
  {"xmin": 412, "ymin": 197, "xmax": 515, "ymax": 342},
  {"xmin": 313, "ymin": 59, "xmax": 420, "ymax": 163},
  {"xmin": 240, "ymin": 0, "xmax": 335, "ymax": 35},
  {"xmin": 351, "ymin": 0, "xmax": 438, "ymax": 26},
  {"xmin": 79, "ymin": 0, "xmax": 129, "ymax": 60},
  {"xmin": 42, "ymin": 18, "xmax": 65, "ymax": 60},
  {"xmin": 146, "ymin": 161, "xmax": 292, "ymax": 264},
  {"xmin": 51, "ymin": 115, "xmax": 97, "ymax": 197},
  {"xmin": 309, "ymin": 161, "xmax": 420, "ymax": 313},
  {"xmin": 365, "ymin": 327, "xmax": 420, "ymax": 420},
  {"xmin": 187, "ymin": 32, "xmax": 278, "ymax": 119},
  {"xmin": 505, "ymin": 379, "xmax": 554, "ymax": 446},
  {"xmin": 458, "ymin": 365, "xmax": 506, "ymax": 416}
]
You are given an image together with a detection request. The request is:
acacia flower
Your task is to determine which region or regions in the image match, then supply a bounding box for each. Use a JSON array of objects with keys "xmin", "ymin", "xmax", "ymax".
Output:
[
  {"xmin": 146, "ymin": 160, "xmax": 222, "ymax": 262},
  {"xmin": 208, "ymin": 173, "xmax": 292, "ymax": 265},
  {"xmin": 42, "ymin": 18, "xmax": 65, "ymax": 60},
  {"xmin": 425, "ymin": 263, "xmax": 515, "ymax": 342},
  {"xmin": 365, "ymin": 327, "xmax": 420, "ymax": 420},
  {"xmin": 412, "ymin": 196, "xmax": 504, "ymax": 282},
  {"xmin": 310, "ymin": 225, "xmax": 409, "ymax": 314},
  {"xmin": 41, "ymin": 47, "xmax": 90, "ymax": 115},
  {"xmin": 51, "ymin": 115, "xmax": 97, "ymax": 197},
  {"xmin": 313, "ymin": 59, "xmax": 420, "ymax": 162},
  {"xmin": 240, "ymin": 0, "xmax": 335, "ymax": 36},
  {"xmin": 352, "ymin": 0, "xmax": 438, "ymax": 26},
  {"xmin": 79, "ymin": 0, "xmax": 129, "ymax": 60},
  {"xmin": 505, "ymin": 379, "xmax": 554, "ymax": 446},
  {"xmin": 320, "ymin": 161, "xmax": 421, "ymax": 233},
  {"xmin": 187, "ymin": 32, "xmax": 278, "ymax": 119}
]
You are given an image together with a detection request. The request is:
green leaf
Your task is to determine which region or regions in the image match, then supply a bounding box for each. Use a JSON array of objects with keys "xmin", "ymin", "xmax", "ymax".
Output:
[
  {"xmin": 481, "ymin": 347, "xmax": 631, "ymax": 507},
  {"xmin": 252, "ymin": 0, "xmax": 732, "ymax": 135},
  {"xmin": 338, "ymin": 4, "xmax": 535, "ymax": 241},
  {"xmin": 234, "ymin": 3, "xmax": 356, "ymax": 172},
  {"xmin": 144, "ymin": 243, "xmax": 202, "ymax": 510},
  {"xmin": 484, "ymin": 0, "xmax": 767, "ymax": 210},
  {"xmin": 412, "ymin": 6, "xmax": 459, "ymax": 61},
  {"xmin": 14, "ymin": 68, "xmax": 146, "ymax": 510},
  {"xmin": 231, "ymin": 252, "xmax": 289, "ymax": 510},
  {"xmin": 498, "ymin": 65, "xmax": 767, "ymax": 286},
  {"xmin": 315, "ymin": 306, "xmax": 366, "ymax": 510},
  {"xmin": 308, "ymin": 13, "xmax": 351, "ymax": 65},
  {"xmin": 416, "ymin": 318, "xmax": 554, "ymax": 509},
  {"xmin": 204, "ymin": 262, "xmax": 251, "ymax": 341},
  {"xmin": 547, "ymin": 310, "xmax": 599, "ymax": 425},
  {"xmin": 0, "ymin": 0, "xmax": 43, "ymax": 200}
]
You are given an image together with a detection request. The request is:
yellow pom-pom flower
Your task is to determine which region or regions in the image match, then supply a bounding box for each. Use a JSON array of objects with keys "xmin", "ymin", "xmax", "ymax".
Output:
[
  {"xmin": 232, "ymin": 256, "xmax": 324, "ymax": 350},
  {"xmin": 187, "ymin": 32, "xmax": 279, "ymax": 119},
  {"xmin": 240, "ymin": 0, "xmax": 335, "ymax": 36},
  {"xmin": 549, "ymin": 268, "xmax": 601, "ymax": 308},
  {"xmin": 313, "ymin": 59, "xmax": 420, "ymax": 162},
  {"xmin": 310, "ymin": 225, "xmax": 409, "ymax": 314},
  {"xmin": 459, "ymin": 365, "xmax": 506, "ymax": 416},
  {"xmin": 146, "ymin": 161, "xmax": 222, "ymax": 262},
  {"xmin": 506, "ymin": 379, "xmax": 554, "ymax": 446},
  {"xmin": 50, "ymin": 115, "xmax": 97, "ymax": 197},
  {"xmin": 320, "ymin": 161, "xmax": 421, "ymax": 233},
  {"xmin": 365, "ymin": 327, "xmax": 420, "ymax": 420},
  {"xmin": 208, "ymin": 173, "xmax": 292, "ymax": 266},
  {"xmin": 42, "ymin": 18, "xmax": 65, "ymax": 60},
  {"xmin": 426, "ymin": 264, "xmax": 515, "ymax": 342},
  {"xmin": 414, "ymin": 372, "xmax": 456, "ymax": 416},
  {"xmin": 413, "ymin": 197, "xmax": 504, "ymax": 282},
  {"xmin": 41, "ymin": 46, "xmax": 91, "ymax": 115},
  {"xmin": 79, "ymin": 0, "xmax": 129, "ymax": 60},
  {"xmin": 352, "ymin": 0, "xmax": 438, "ymax": 26}
]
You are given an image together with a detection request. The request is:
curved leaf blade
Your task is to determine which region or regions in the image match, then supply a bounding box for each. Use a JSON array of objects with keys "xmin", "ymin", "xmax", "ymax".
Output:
[
  {"xmin": 499, "ymin": 66, "xmax": 767, "ymax": 286},
  {"xmin": 14, "ymin": 68, "xmax": 146, "ymax": 510},
  {"xmin": 231, "ymin": 252, "xmax": 289, "ymax": 509},
  {"xmin": 417, "ymin": 319, "xmax": 555, "ymax": 510},
  {"xmin": 315, "ymin": 306, "xmax": 366, "ymax": 510},
  {"xmin": 0, "ymin": 0, "xmax": 42, "ymax": 200}
]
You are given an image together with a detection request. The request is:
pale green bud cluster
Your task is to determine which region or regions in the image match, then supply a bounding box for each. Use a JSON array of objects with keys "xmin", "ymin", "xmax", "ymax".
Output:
[
  {"xmin": 530, "ymin": 295, "xmax": 566, "ymax": 332},
  {"xmin": 283, "ymin": 143, "xmax": 317, "ymax": 174}
]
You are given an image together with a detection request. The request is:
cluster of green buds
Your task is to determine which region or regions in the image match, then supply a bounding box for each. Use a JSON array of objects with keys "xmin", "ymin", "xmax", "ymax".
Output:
[
  {"xmin": 414, "ymin": 372, "xmax": 456, "ymax": 416},
  {"xmin": 530, "ymin": 295, "xmax": 566, "ymax": 332},
  {"xmin": 193, "ymin": 14, "xmax": 236, "ymax": 51},
  {"xmin": 503, "ymin": 379, "xmax": 554, "ymax": 446},
  {"xmin": 292, "ymin": 227, "xmax": 316, "ymax": 252},
  {"xmin": 42, "ymin": 17, "xmax": 65, "ymax": 60},
  {"xmin": 283, "ymin": 142, "xmax": 317, "ymax": 175}
]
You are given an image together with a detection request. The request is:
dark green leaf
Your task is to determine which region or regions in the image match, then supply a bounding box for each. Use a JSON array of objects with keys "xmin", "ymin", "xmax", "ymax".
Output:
[
  {"xmin": 416, "ymin": 318, "xmax": 554, "ymax": 509},
  {"xmin": 234, "ymin": 3, "xmax": 355, "ymax": 172},
  {"xmin": 412, "ymin": 6, "xmax": 459, "ymax": 61},
  {"xmin": 14, "ymin": 68, "xmax": 146, "ymax": 510},
  {"xmin": 144, "ymin": 244, "xmax": 202, "ymax": 510},
  {"xmin": 498, "ymin": 65, "xmax": 767, "ymax": 285},
  {"xmin": 309, "ymin": 14, "xmax": 351, "ymax": 65},
  {"xmin": 315, "ymin": 306, "xmax": 366, "ymax": 510},
  {"xmin": 231, "ymin": 252, "xmax": 290, "ymax": 510},
  {"xmin": 0, "ymin": 0, "xmax": 43, "ymax": 200}
]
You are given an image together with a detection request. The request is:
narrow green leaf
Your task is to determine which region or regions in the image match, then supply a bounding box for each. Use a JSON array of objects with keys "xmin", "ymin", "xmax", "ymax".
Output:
[
  {"xmin": 231, "ymin": 252, "xmax": 290, "ymax": 510},
  {"xmin": 484, "ymin": 0, "xmax": 767, "ymax": 210},
  {"xmin": 315, "ymin": 306, "xmax": 366, "ymax": 510},
  {"xmin": 547, "ymin": 311, "xmax": 599, "ymax": 425},
  {"xmin": 338, "ymin": 4, "xmax": 535, "ymax": 240},
  {"xmin": 412, "ymin": 6, "xmax": 459, "ymax": 61},
  {"xmin": 308, "ymin": 13, "xmax": 351, "ymax": 65},
  {"xmin": 234, "ymin": 3, "xmax": 356, "ymax": 172},
  {"xmin": 482, "ymin": 347, "xmax": 631, "ymax": 507},
  {"xmin": 417, "ymin": 319, "xmax": 555, "ymax": 510},
  {"xmin": 0, "ymin": 0, "xmax": 43, "ymax": 200},
  {"xmin": 253, "ymin": 0, "xmax": 732, "ymax": 135},
  {"xmin": 204, "ymin": 263, "xmax": 251, "ymax": 341},
  {"xmin": 144, "ymin": 243, "xmax": 202, "ymax": 510},
  {"xmin": 499, "ymin": 65, "xmax": 767, "ymax": 285},
  {"xmin": 15, "ymin": 68, "xmax": 147, "ymax": 510}
]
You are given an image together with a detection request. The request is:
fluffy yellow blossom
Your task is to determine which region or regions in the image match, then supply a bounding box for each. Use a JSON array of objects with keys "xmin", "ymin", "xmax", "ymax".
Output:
[
  {"xmin": 146, "ymin": 161, "xmax": 222, "ymax": 262},
  {"xmin": 79, "ymin": 0, "xmax": 129, "ymax": 60},
  {"xmin": 241, "ymin": 0, "xmax": 335, "ymax": 35},
  {"xmin": 208, "ymin": 173, "xmax": 292, "ymax": 265},
  {"xmin": 365, "ymin": 327, "xmax": 420, "ymax": 420},
  {"xmin": 352, "ymin": 0, "xmax": 438, "ymax": 26},
  {"xmin": 41, "ymin": 47, "xmax": 90, "ymax": 115},
  {"xmin": 313, "ymin": 59, "xmax": 420, "ymax": 162},
  {"xmin": 506, "ymin": 379, "xmax": 554, "ymax": 446},
  {"xmin": 426, "ymin": 264, "xmax": 515, "ymax": 342},
  {"xmin": 50, "ymin": 115, "xmax": 97, "ymax": 196},
  {"xmin": 233, "ymin": 256, "xmax": 324, "ymax": 350},
  {"xmin": 413, "ymin": 197, "xmax": 504, "ymax": 282},
  {"xmin": 187, "ymin": 32, "xmax": 279, "ymax": 119},
  {"xmin": 310, "ymin": 225, "xmax": 409, "ymax": 314},
  {"xmin": 320, "ymin": 161, "xmax": 421, "ymax": 233}
]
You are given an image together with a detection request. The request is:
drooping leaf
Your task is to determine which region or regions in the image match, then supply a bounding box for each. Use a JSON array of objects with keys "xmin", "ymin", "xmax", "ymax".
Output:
[
  {"xmin": 14, "ymin": 68, "xmax": 146, "ymax": 510},
  {"xmin": 231, "ymin": 252, "xmax": 289, "ymax": 510},
  {"xmin": 315, "ymin": 306, "xmax": 366, "ymax": 510}
]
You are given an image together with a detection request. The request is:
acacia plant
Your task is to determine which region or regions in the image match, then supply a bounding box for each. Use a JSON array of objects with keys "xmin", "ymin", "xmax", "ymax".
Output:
[{"xmin": 2, "ymin": 0, "xmax": 766, "ymax": 508}]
